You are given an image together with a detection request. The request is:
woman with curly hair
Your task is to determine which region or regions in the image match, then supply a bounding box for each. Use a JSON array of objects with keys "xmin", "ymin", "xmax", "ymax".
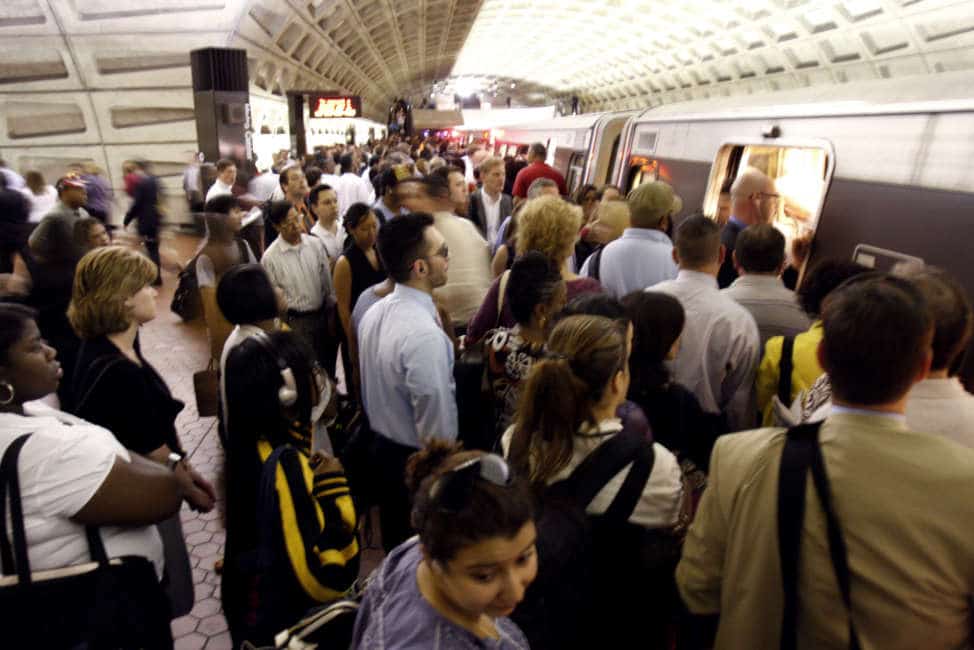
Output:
[{"xmin": 466, "ymin": 195, "xmax": 602, "ymax": 344}]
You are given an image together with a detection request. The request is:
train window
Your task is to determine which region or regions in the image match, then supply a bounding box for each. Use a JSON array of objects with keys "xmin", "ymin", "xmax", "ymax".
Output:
[
  {"xmin": 704, "ymin": 141, "xmax": 833, "ymax": 248},
  {"xmin": 625, "ymin": 157, "xmax": 660, "ymax": 193},
  {"xmin": 565, "ymin": 151, "xmax": 586, "ymax": 195}
]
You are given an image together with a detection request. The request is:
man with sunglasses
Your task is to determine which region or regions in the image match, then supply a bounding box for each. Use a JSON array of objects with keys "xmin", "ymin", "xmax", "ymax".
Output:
[
  {"xmin": 717, "ymin": 167, "xmax": 779, "ymax": 289},
  {"xmin": 358, "ymin": 212, "xmax": 457, "ymax": 551}
]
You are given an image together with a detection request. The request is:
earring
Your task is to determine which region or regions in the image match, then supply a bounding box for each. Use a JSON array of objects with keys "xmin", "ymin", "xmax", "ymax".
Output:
[{"xmin": 0, "ymin": 381, "xmax": 14, "ymax": 406}]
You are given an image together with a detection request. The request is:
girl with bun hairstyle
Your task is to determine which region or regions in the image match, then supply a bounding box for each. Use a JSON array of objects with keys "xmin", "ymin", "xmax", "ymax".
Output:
[{"xmin": 352, "ymin": 440, "xmax": 535, "ymax": 649}]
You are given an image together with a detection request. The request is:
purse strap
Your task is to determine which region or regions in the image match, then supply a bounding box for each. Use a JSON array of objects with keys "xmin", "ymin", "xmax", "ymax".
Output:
[
  {"xmin": 778, "ymin": 422, "xmax": 861, "ymax": 650},
  {"xmin": 0, "ymin": 433, "xmax": 113, "ymax": 585}
]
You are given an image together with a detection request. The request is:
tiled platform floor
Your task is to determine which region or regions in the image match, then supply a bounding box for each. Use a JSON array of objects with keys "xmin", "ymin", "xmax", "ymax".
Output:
[{"xmin": 141, "ymin": 234, "xmax": 382, "ymax": 649}]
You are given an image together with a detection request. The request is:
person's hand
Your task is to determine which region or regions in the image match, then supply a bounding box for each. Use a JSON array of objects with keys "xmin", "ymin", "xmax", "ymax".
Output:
[
  {"xmin": 175, "ymin": 462, "xmax": 216, "ymax": 512},
  {"xmin": 309, "ymin": 451, "xmax": 343, "ymax": 476}
]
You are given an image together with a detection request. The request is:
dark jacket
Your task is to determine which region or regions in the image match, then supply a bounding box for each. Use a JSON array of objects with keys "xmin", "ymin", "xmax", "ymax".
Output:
[
  {"xmin": 467, "ymin": 188, "xmax": 512, "ymax": 238},
  {"xmin": 125, "ymin": 174, "xmax": 161, "ymax": 236},
  {"xmin": 717, "ymin": 219, "xmax": 745, "ymax": 289}
]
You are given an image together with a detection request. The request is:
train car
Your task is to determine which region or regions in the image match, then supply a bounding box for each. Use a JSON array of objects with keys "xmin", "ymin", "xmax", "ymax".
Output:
[
  {"xmin": 496, "ymin": 110, "xmax": 638, "ymax": 194},
  {"xmin": 613, "ymin": 70, "xmax": 974, "ymax": 299}
]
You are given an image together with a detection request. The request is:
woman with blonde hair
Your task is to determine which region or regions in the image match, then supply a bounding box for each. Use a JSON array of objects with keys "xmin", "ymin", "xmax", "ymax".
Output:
[
  {"xmin": 466, "ymin": 195, "xmax": 602, "ymax": 343},
  {"xmin": 68, "ymin": 246, "xmax": 215, "ymax": 617}
]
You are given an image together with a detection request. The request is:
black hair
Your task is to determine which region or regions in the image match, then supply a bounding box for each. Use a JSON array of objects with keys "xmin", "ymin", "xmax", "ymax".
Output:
[
  {"xmin": 620, "ymin": 291, "xmax": 685, "ymax": 394},
  {"xmin": 529, "ymin": 142, "xmax": 546, "ymax": 159},
  {"xmin": 0, "ymin": 304, "xmax": 37, "ymax": 365},
  {"xmin": 797, "ymin": 258, "xmax": 870, "ymax": 317},
  {"xmin": 735, "ymin": 224, "xmax": 785, "ymax": 273},
  {"xmin": 903, "ymin": 267, "xmax": 973, "ymax": 371},
  {"xmin": 557, "ymin": 292, "xmax": 628, "ymax": 323},
  {"xmin": 572, "ymin": 183, "xmax": 598, "ymax": 206},
  {"xmin": 278, "ymin": 165, "xmax": 300, "ymax": 189},
  {"xmin": 203, "ymin": 193, "xmax": 240, "ymax": 215},
  {"xmin": 379, "ymin": 167, "xmax": 401, "ymax": 196},
  {"xmin": 308, "ymin": 183, "xmax": 335, "ymax": 209},
  {"xmin": 215, "ymin": 158, "xmax": 235, "ymax": 172},
  {"xmin": 339, "ymin": 153, "xmax": 355, "ymax": 174},
  {"xmin": 217, "ymin": 264, "xmax": 279, "ymax": 325},
  {"xmin": 343, "ymin": 202, "xmax": 374, "ymax": 231},
  {"xmin": 376, "ymin": 212, "xmax": 434, "ymax": 283},
  {"xmin": 265, "ymin": 200, "xmax": 294, "ymax": 228},
  {"xmin": 419, "ymin": 170, "xmax": 452, "ymax": 200},
  {"xmin": 507, "ymin": 251, "xmax": 564, "ymax": 325},
  {"xmin": 674, "ymin": 213, "xmax": 721, "ymax": 268},
  {"xmin": 304, "ymin": 166, "xmax": 322, "ymax": 188},
  {"xmin": 822, "ymin": 274, "xmax": 932, "ymax": 405},
  {"xmin": 407, "ymin": 440, "xmax": 534, "ymax": 563}
]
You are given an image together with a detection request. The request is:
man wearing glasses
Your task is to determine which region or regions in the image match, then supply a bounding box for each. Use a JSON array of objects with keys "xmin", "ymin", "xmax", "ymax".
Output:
[
  {"xmin": 358, "ymin": 212, "xmax": 456, "ymax": 551},
  {"xmin": 717, "ymin": 167, "xmax": 779, "ymax": 289}
]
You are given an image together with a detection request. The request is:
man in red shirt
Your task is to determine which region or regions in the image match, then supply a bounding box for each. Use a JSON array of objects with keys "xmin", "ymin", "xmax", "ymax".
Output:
[{"xmin": 511, "ymin": 142, "xmax": 567, "ymax": 203}]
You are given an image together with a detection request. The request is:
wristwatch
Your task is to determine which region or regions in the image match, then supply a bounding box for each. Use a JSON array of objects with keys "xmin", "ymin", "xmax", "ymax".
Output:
[{"xmin": 167, "ymin": 452, "xmax": 183, "ymax": 471}]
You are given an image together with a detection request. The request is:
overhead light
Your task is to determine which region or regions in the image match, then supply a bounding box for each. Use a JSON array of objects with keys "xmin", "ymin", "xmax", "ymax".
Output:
[{"xmin": 510, "ymin": 82, "xmax": 516, "ymax": 89}]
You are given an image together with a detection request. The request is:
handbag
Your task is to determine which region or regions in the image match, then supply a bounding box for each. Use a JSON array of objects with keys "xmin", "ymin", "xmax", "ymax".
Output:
[
  {"xmin": 193, "ymin": 359, "xmax": 219, "ymax": 417},
  {"xmin": 0, "ymin": 434, "xmax": 174, "ymax": 649},
  {"xmin": 171, "ymin": 257, "xmax": 202, "ymax": 321}
]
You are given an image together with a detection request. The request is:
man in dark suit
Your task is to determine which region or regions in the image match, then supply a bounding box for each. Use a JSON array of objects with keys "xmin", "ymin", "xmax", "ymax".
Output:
[
  {"xmin": 717, "ymin": 167, "xmax": 778, "ymax": 289},
  {"xmin": 124, "ymin": 159, "xmax": 163, "ymax": 285},
  {"xmin": 467, "ymin": 156, "xmax": 512, "ymax": 244}
]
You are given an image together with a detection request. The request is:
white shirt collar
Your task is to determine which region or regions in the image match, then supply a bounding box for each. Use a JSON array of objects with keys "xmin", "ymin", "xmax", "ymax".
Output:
[{"xmin": 830, "ymin": 404, "xmax": 906, "ymax": 423}]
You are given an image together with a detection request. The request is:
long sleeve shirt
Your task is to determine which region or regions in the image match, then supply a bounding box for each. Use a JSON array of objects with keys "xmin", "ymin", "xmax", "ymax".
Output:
[
  {"xmin": 358, "ymin": 283, "xmax": 457, "ymax": 448},
  {"xmin": 579, "ymin": 227, "xmax": 677, "ymax": 296},
  {"xmin": 261, "ymin": 234, "xmax": 334, "ymax": 313},
  {"xmin": 648, "ymin": 270, "xmax": 761, "ymax": 431}
]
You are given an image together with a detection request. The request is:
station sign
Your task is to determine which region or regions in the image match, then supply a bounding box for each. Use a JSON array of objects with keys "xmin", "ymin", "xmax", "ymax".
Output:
[{"xmin": 310, "ymin": 95, "xmax": 362, "ymax": 118}]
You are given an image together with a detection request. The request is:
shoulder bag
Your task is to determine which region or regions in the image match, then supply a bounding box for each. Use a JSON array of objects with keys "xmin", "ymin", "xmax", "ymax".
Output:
[{"xmin": 0, "ymin": 434, "xmax": 174, "ymax": 648}]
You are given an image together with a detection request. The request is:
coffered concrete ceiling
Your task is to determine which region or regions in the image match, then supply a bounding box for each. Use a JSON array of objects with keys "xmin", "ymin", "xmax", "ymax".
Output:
[{"xmin": 1, "ymin": 0, "xmax": 972, "ymax": 199}]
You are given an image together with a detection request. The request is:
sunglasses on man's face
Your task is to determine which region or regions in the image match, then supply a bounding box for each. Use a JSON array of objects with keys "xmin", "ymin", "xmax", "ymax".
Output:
[{"xmin": 429, "ymin": 454, "xmax": 512, "ymax": 513}]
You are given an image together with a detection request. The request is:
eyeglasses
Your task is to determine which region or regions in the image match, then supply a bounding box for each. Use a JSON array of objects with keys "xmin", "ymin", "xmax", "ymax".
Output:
[{"xmin": 429, "ymin": 454, "xmax": 512, "ymax": 513}]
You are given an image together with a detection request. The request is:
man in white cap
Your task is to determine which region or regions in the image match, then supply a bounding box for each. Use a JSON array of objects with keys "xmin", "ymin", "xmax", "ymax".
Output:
[{"xmin": 579, "ymin": 180, "xmax": 680, "ymax": 297}]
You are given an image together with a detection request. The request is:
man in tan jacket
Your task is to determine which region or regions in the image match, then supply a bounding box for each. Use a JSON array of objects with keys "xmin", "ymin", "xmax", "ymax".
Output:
[{"xmin": 677, "ymin": 273, "xmax": 974, "ymax": 650}]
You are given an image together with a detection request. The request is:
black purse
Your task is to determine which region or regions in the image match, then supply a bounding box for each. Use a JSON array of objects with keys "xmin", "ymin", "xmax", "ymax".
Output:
[{"xmin": 0, "ymin": 434, "xmax": 174, "ymax": 649}]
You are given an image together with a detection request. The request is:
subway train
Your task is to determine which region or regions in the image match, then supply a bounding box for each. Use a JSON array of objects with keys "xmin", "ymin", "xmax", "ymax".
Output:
[{"xmin": 493, "ymin": 69, "xmax": 974, "ymax": 381}]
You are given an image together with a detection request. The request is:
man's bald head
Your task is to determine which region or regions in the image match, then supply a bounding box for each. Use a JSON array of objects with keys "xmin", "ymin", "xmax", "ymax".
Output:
[{"xmin": 730, "ymin": 167, "xmax": 778, "ymax": 225}]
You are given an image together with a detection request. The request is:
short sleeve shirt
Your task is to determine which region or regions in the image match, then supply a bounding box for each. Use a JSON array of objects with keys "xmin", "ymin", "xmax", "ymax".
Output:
[{"xmin": 0, "ymin": 405, "xmax": 164, "ymax": 577}]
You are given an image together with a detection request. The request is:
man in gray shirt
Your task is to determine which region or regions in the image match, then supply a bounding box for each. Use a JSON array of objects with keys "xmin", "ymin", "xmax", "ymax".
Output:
[
  {"xmin": 721, "ymin": 224, "xmax": 810, "ymax": 348},
  {"xmin": 28, "ymin": 174, "xmax": 90, "ymax": 263}
]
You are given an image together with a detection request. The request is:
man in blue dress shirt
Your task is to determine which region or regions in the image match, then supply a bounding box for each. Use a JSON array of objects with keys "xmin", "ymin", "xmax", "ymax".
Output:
[
  {"xmin": 358, "ymin": 212, "xmax": 456, "ymax": 551},
  {"xmin": 579, "ymin": 180, "xmax": 681, "ymax": 296}
]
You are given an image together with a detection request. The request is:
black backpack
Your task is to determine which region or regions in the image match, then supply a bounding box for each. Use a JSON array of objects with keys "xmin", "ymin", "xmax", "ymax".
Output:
[{"xmin": 513, "ymin": 426, "xmax": 682, "ymax": 650}]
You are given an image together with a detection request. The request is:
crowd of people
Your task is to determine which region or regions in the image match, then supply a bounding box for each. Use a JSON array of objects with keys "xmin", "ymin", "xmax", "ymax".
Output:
[{"xmin": 1, "ymin": 134, "xmax": 974, "ymax": 650}]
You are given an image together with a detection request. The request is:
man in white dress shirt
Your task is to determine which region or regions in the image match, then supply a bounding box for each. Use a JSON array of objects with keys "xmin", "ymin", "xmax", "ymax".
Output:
[
  {"xmin": 336, "ymin": 153, "xmax": 374, "ymax": 218},
  {"xmin": 261, "ymin": 200, "xmax": 338, "ymax": 377},
  {"xmin": 466, "ymin": 156, "xmax": 512, "ymax": 243},
  {"xmin": 648, "ymin": 214, "xmax": 761, "ymax": 431},
  {"xmin": 309, "ymin": 183, "xmax": 345, "ymax": 267},
  {"xmin": 205, "ymin": 158, "xmax": 236, "ymax": 203}
]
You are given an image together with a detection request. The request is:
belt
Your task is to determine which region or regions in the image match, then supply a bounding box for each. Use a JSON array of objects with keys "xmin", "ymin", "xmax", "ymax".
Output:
[{"xmin": 287, "ymin": 305, "xmax": 325, "ymax": 318}]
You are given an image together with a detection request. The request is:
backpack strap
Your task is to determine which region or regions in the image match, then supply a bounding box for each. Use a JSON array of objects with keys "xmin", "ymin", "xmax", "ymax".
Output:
[
  {"xmin": 563, "ymin": 428, "xmax": 645, "ymax": 510},
  {"xmin": 777, "ymin": 336, "xmax": 795, "ymax": 405},
  {"xmin": 603, "ymin": 441, "xmax": 654, "ymax": 523},
  {"xmin": 0, "ymin": 434, "xmax": 33, "ymax": 583},
  {"xmin": 778, "ymin": 422, "xmax": 861, "ymax": 650},
  {"xmin": 587, "ymin": 246, "xmax": 604, "ymax": 282}
]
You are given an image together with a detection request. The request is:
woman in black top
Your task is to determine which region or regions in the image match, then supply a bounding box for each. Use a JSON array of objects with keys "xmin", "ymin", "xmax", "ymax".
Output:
[
  {"xmin": 332, "ymin": 203, "xmax": 384, "ymax": 392},
  {"xmin": 67, "ymin": 246, "xmax": 216, "ymax": 617},
  {"xmin": 620, "ymin": 291, "xmax": 723, "ymax": 474}
]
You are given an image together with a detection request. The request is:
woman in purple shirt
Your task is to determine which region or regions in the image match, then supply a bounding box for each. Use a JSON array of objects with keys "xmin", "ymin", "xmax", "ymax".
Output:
[{"xmin": 352, "ymin": 442, "xmax": 536, "ymax": 649}]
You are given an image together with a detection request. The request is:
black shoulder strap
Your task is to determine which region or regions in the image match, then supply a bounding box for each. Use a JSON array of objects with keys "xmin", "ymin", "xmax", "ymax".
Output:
[
  {"xmin": 0, "ymin": 434, "xmax": 33, "ymax": 583},
  {"xmin": 603, "ymin": 441, "xmax": 655, "ymax": 523},
  {"xmin": 777, "ymin": 336, "xmax": 795, "ymax": 405},
  {"xmin": 587, "ymin": 246, "xmax": 604, "ymax": 282},
  {"xmin": 563, "ymin": 428, "xmax": 644, "ymax": 510},
  {"xmin": 778, "ymin": 422, "xmax": 861, "ymax": 650}
]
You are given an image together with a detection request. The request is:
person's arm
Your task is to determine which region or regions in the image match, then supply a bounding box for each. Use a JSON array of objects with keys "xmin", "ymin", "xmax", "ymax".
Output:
[
  {"xmin": 718, "ymin": 318, "xmax": 761, "ymax": 432},
  {"xmin": 404, "ymin": 330, "xmax": 458, "ymax": 441},
  {"xmin": 465, "ymin": 276, "xmax": 501, "ymax": 345},
  {"xmin": 332, "ymin": 255, "xmax": 360, "ymax": 390},
  {"xmin": 0, "ymin": 252, "xmax": 32, "ymax": 296},
  {"xmin": 490, "ymin": 245, "xmax": 509, "ymax": 279},
  {"xmin": 73, "ymin": 454, "xmax": 187, "ymax": 526},
  {"xmin": 273, "ymin": 448, "xmax": 359, "ymax": 602}
]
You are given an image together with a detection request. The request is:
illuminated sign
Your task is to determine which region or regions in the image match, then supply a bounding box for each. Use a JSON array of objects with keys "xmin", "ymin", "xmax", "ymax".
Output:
[{"xmin": 311, "ymin": 95, "xmax": 362, "ymax": 118}]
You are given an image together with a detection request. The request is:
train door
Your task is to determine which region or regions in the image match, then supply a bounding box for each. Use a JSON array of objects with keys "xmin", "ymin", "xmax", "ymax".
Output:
[{"xmin": 703, "ymin": 139, "xmax": 835, "ymax": 280}]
